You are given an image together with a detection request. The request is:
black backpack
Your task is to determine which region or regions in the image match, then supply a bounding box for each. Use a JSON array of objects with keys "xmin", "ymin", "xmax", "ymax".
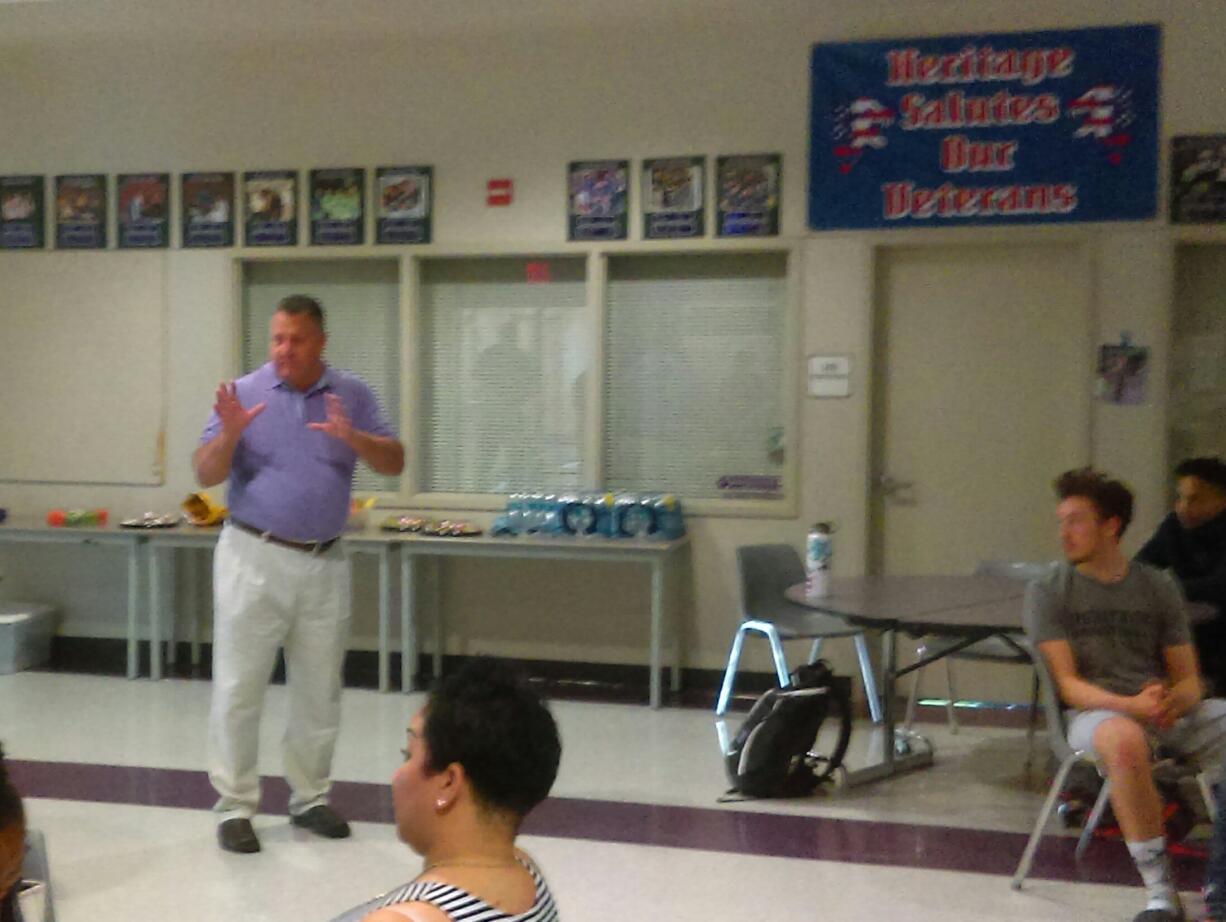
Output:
[{"xmin": 722, "ymin": 660, "xmax": 853, "ymax": 799}]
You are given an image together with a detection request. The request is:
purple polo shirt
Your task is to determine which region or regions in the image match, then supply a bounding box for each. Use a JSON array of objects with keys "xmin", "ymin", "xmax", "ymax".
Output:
[{"xmin": 199, "ymin": 362, "xmax": 394, "ymax": 542}]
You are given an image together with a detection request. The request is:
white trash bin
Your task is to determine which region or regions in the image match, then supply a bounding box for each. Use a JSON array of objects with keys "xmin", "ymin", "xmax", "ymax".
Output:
[{"xmin": 0, "ymin": 603, "xmax": 57, "ymax": 674}]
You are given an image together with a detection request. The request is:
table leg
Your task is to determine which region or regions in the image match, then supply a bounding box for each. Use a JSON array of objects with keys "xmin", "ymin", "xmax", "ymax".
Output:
[
  {"xmin": 650, "ymin": 558, "xmax": 663, "ymax": 708},
  {"xmin": 400, "ymin": 551, "xmax": 417, "ymax": 694},
  {"xmin": 126, "ymin": 539, "xmax": 142, "ymax": 679},
  {"xmin": 164, "ymin": 550, "xmax": 178, "ymax": 669},
  {"xmin": 378, "ymin": 544, "xmax": 392, "ymax": 693},
  {"xmin": 669, "ymin": 550, "xmax": 686, "ymax": 694},
  {"xmin": 149, "ymin": 543, "xmax": 163, "ymax": 681},
  {"xmin": 840, "ymin": 625, "xmax": 934, "ymax": 787},
  {"xmin": 880, "ymin": 627, "xmax": 897, "ymax": 769},
  {"xmin": 186, "ymin": 549, "xmax": 202, "ymax": 668}
]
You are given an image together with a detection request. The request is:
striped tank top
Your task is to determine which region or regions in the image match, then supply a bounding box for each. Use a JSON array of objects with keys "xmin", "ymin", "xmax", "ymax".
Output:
[{"xmin": 364, "ymin": 856, "xmax": 559, "ymax": 922}]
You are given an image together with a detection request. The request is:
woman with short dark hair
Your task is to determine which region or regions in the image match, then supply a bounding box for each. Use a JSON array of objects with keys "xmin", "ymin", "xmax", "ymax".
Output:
[{"xmin": 341, "ymin": 659, "xmax": 562, "ymax": 922}]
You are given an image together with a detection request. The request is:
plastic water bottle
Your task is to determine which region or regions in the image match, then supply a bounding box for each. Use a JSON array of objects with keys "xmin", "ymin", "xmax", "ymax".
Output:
[{"xmin": 805, "ymin": 522, "xmax": 833, "ymax": 598}]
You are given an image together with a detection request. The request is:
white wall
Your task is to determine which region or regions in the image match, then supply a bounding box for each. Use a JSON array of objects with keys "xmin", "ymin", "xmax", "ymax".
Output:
[{"xmin": 2, "ymin": 0, "xmax": 1224, "ymax": 701}]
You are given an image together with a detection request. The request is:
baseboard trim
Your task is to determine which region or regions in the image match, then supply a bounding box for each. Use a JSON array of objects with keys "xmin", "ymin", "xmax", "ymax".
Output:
[{"xmin": 41, "ymin": 636, "xmax": 1036, "ymax": 723}]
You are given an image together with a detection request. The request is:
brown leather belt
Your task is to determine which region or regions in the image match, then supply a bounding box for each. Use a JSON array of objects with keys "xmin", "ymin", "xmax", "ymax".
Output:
[{"xmin": 229, "ymin": 517, "xmax": 341, "ymax": 555}]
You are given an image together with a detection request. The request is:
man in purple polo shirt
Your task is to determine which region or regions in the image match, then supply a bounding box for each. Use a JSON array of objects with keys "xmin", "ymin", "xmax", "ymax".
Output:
[{"xmin": 194, "ymin": 294, "xmax": 404, "ymax": 855}]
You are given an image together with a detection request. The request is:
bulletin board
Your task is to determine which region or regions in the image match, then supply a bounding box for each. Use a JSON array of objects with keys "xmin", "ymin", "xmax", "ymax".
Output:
[{"xmin": 0, "ymin": 252, "xmax": 166, "ymax": 484}]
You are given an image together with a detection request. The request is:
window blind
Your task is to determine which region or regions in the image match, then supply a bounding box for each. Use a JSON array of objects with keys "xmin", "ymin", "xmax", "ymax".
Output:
[
  {"xmin": 419, "ymin": 257, "xmax": 587, "ymax": 494},
  {"xmin": 603, "ymin": 252, "xmax": 787, "ymax": 499}
]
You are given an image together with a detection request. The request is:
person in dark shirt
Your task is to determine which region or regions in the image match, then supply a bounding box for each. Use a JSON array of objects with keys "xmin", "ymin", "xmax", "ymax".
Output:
[{"xmin": 1137, "ymin": 457, "xmax": 1226, "ymax": 690}]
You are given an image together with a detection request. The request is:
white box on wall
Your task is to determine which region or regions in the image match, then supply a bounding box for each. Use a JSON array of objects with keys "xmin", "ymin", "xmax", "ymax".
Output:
[{"xmin": 808, "ymin": 354, "xmax": 851, "ymax": 398}]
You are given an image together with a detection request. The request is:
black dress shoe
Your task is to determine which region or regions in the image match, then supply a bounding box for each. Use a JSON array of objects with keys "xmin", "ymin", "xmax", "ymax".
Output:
[
  {"xmin": 290, "ymin": 804, "xmax": 351, "ymax": 839},
  {"xmin": 218, "ymin": 818, "xmax": 261, "ymax": 854}
]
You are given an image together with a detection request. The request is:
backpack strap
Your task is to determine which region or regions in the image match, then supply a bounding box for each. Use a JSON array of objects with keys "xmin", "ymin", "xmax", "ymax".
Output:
[{"xmin": 788, "ymin": 660, "xmax": 853, "ymax": 783}]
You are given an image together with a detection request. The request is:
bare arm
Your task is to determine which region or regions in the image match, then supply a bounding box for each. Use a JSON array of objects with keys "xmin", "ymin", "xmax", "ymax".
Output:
[
  {"xmin": 1160, "ymin": 643, "xmax": 1203, "ymax": 724},
  {"xmin": 193, "ymin": 432, "xmax": 240, "ymax": 487},
  {"xmin": 192, "ymin": 382, "xmax": 266, "ymax": 486},
  {"xmin": 1037, "ymin": 639, "xmax": 1164, "ymax": 724},
  {"xmin": 309, "ymin": 393, "xmax": 405, "ymax": 476}
]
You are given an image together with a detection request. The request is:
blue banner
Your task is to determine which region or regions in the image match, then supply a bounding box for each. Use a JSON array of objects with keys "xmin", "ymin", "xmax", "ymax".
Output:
[{"xmin": 808, "ymin": 24, "xmax": 1160, "ymax": 229}]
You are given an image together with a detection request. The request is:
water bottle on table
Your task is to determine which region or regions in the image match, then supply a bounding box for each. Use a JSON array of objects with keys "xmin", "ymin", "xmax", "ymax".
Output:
[{"xmin": 805, "ymin": 522, "xmax": 834, "ymax": 598}]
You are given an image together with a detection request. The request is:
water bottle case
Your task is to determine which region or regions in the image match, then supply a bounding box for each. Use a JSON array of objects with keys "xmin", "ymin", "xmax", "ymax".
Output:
[
  {"xmin": 561, "ymin": 502, "xmax": 598, "ymax": 535},
  {"xmin": 616, "ymin": 501, "xmax": 656, "ymax": 538},
  {"xmin": 493, "ymin": 492, "xmax": 685, "ymax": 539}
]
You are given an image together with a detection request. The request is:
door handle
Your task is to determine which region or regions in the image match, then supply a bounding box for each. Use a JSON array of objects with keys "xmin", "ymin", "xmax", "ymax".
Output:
[
  {"xmin": 877, "ymin": 474, "xmax": 913, "ymax": 495},
  {"xmin": 876, "ymin": 474, "xmax": 917, "ymax": 505}
]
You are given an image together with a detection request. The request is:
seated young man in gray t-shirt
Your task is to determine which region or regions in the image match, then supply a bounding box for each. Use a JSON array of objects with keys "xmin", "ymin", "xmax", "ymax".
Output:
[{"xmin": 1027, "ymin": 468, "xmax": 1226, "ymax": 922}]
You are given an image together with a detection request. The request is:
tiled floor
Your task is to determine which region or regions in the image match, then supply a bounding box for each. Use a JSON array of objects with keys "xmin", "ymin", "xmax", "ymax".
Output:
[{"xmin": 0, "ymin": 671, "xmax": 1209, "ymax": 921}]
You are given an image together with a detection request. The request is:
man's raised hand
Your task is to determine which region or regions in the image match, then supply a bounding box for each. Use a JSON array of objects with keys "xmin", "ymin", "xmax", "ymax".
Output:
[
  {"xmin": 307, "ymin": 393, "xmax": 354, "ymax": 445},
  {"xmin": 214, "ymin": 382, "xmax": 266, "ymax": 440}
]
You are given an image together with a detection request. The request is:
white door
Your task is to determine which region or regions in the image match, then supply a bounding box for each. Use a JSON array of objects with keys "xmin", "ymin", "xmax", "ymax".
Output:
[{"xmin": 870, "ymin": 243, "xmax": 1091, "ymax": 575}]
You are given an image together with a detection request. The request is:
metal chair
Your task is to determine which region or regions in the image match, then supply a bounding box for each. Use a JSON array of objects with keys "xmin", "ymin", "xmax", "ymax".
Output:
[
  {"xmin": 21, "ymin": 828, "xmax": 56, "ymax": 922},
  {"xmin": 904, "ymin": 560, "xmax": 1053, "ymax": 737},
  {"xmin": 715, "ymin": 544, "xmax": 882, "ymax": 722},
  {"xmin": 1011, "ymin": 622, "xmax": 1217, "ymax": 889}
]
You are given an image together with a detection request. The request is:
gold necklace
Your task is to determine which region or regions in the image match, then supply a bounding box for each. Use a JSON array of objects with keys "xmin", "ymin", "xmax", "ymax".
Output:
[{"xmin": 421, "ymin": 858, "xmax": 519, "ymax": 874}]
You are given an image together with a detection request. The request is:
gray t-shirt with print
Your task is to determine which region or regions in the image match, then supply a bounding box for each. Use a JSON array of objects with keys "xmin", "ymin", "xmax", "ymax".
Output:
[{"xmin": 1025, "ymin": 561, "xmax": 1191, "ymax": 697}]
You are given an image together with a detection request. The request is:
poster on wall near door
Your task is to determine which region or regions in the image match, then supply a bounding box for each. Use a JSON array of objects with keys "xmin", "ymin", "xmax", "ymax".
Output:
[
  {"xmin": 55, "ymin": 174, "xmax": 107, "ymax": 249},
  {"xmin": 1170, "ymin": 135, "xmax": 1226, "ymax": 224},
  {"xmin": 809, "ymin": 24, "xmax": 1161, "ymax": 229},
  {"xmin": 310, "ymin": 168, "xmax": 365, "ymax": 245},
  {"xmin": 0, "ymin": 175, "xmax": 45, "ymax": 249},
  {"xmin": 182, "ymin": 172, "xmax": 235, "ymax": 248},
  {"xmin": 375, "ymin": 166, "xmax": 432, "ymax": 244},
  {"xmin": 116, "ymin": 173, "xmax": 170, "ymax": 248},
  {"xmin": 716, "ymin": 154, "xmax": 781, "ymax": 237},
  {"xmin": 642, "ymin": 156, "xmax": 705, "ymax": 239}
]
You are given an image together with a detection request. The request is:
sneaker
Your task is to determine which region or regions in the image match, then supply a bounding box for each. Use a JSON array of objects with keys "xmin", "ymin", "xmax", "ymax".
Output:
[
  {"xmin": 217, "ymin": 818, "xmax": 260, "ymax": 854},
  {"xmin": 1132, "ymin": 904, "xmax": 1185, "ymax": 921},
  {"xmin": 289, "ymin": 804, "xmax": 351, "ymax": 839}
]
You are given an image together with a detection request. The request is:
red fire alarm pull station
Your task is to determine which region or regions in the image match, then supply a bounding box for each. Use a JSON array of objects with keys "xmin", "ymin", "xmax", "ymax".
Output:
[
  {"xmin": 487, "ymin": 178, "xmax": 513, "ymax": 206},
  {"xmin": 525, "ymin": 261, "xmax": 550, "ymax": 283}
]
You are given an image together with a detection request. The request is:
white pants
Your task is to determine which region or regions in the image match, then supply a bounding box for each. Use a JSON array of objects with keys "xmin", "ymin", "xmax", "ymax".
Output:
[{"xmin": 208, "ymin": 525, "xmax": 351, "ymax": 821}]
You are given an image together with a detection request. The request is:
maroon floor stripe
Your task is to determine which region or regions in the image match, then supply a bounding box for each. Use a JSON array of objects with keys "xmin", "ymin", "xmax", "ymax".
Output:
[{"xmin": 8, "ymin": 758, "xmax": 1205, "ymax": 888}]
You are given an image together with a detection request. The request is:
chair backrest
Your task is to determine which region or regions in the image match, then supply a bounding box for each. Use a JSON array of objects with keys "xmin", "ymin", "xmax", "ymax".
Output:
[
  {"xmin": 975, "ymin": 559, "xmax": 1057, "ymax": 582},
  {"xmin": 736, "ymin": 544, "xmax": 805, "ymax": 623},
  {"xmin": 1017, "ymin": 570, "xmax": 1078, "ymax": 763},
  {"xmin": 1024, "ymin": 635, "xmax": 1076, "ymax": 763}
]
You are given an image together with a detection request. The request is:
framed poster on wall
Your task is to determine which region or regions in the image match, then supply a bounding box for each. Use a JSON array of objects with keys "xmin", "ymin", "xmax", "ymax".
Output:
[
  {"xmin": 642, "ymin": 156, "xmax": 705, "ymax": 239},
  {"xmin": 375, "ymin": 166, "xmax": 431, "ymax": 244},
  {"xmin": 55, "ymin": 174, "xmax": 107, "ymax": 249},
  {"xmin": 117, "ymin": 173, "xmax": 170, "ymax": 248},
  {"xmin": 1170, "ymin": 135, "xmax": 1226, "ymax": 224},
  {"xmin": 716, "ymin": 154, "xmax": 781, "ymax": 237},
  {"xmin": 568, "ymin": 160, "xmax": 628, "ymax": 240},
  {"xmin": 243, "ymin": 170, "xmax": 297, "ymax": 246},
  {"xmin": 310, "ymin": 168, "xmax": 365, "ymax": 245},
  {"xmin": 0, "ymin": 175, "xmax": 45, "ymax": 249},
  {"xmin": 182, "ymin": 172, "xmax": 235, "ymax": 248}
]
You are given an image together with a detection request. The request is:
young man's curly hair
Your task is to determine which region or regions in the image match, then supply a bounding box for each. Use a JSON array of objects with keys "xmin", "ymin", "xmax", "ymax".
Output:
[{"xmin": 1053, "ymin": 467, "xmax": 1135, "ymax": 536}]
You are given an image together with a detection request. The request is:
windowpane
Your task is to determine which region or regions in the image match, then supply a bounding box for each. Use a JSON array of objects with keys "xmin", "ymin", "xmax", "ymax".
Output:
[
  {"xmin": 604, "ymin": 253, "xmax": 788, "ymax": 499},
  {"xmin": 420, "ymin": 258, "xmax": 587, "ymax": 493}
]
